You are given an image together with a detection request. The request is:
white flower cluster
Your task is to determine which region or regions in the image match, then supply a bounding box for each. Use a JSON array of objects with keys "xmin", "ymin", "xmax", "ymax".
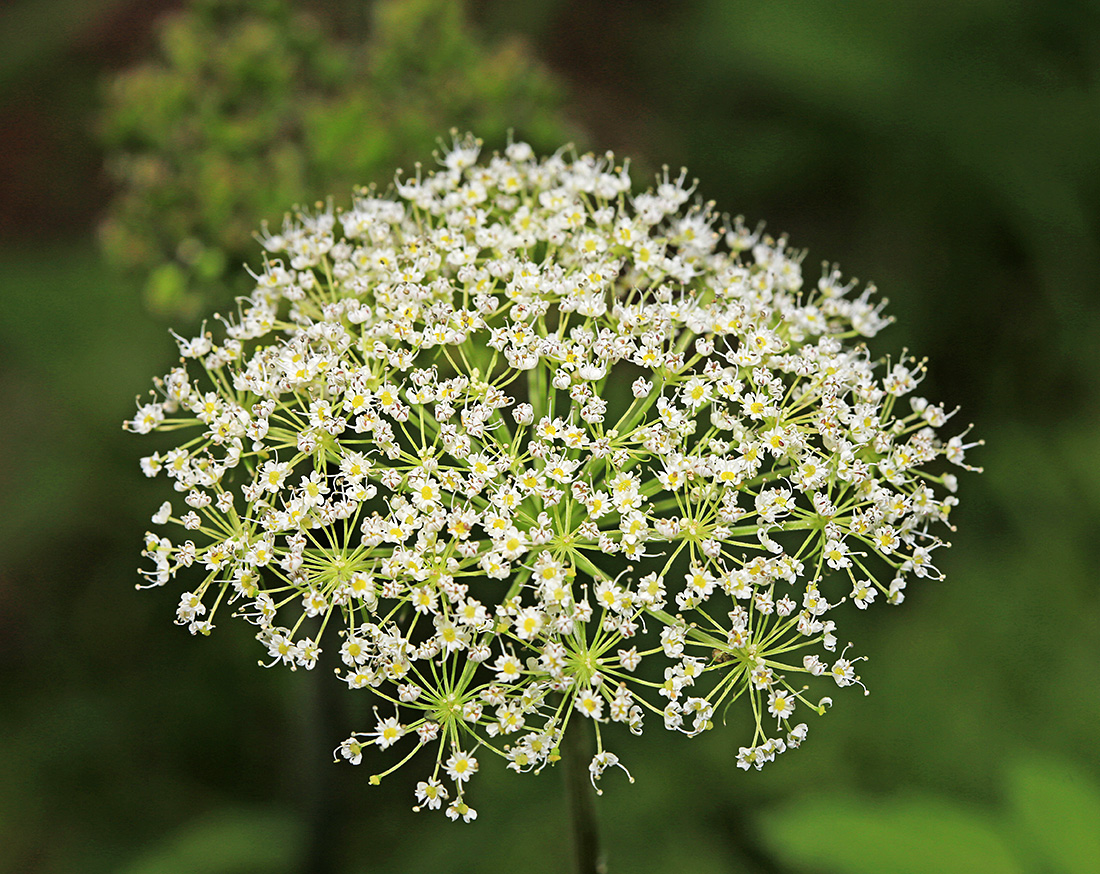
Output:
[{"xmin": 129, "ymin": 135, "xmax": 980, "ymax": 820}]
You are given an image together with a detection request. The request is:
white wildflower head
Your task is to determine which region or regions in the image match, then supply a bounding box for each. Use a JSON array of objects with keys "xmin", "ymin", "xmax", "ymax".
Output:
[{"xmin": 128, "ymin": 134, "xmax": 980, "ymax": 818}]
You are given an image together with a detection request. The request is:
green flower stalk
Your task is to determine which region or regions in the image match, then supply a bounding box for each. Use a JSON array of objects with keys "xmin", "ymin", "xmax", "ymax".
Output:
[{"xmin": 128, "ymin": 135, "xmax": 981, "ymax": 821}]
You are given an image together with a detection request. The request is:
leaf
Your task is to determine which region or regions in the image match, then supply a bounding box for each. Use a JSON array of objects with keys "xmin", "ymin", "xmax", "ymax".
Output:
[
  {"xmin": 758, "ymin": 793, "xmax": 1024, "ymax": 874},
  {"xmin": 1005, "ymin": 755, "xmax": 1100, "ymax": 874}
]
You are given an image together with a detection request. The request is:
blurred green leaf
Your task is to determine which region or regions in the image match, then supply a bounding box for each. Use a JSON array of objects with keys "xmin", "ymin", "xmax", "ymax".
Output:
[
  {"xmin": 758, "ymin": 793, "xmax": 1023, "ymax": 874},
  {"xmin": 119, "ymin": 808, "xmax": 304, "ymax": 874},
  {"xmin": 1006, "ymin": 755, "xmax": 1100, "ymax": 874}
]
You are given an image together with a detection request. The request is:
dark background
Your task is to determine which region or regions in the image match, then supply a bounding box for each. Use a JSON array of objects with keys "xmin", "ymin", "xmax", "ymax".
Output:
[{"xmin": 1, "ymin": 1, "xmax": 1098, "ymax": 872}]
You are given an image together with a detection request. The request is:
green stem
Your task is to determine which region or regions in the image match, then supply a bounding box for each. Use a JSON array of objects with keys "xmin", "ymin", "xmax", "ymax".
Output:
[{"xmin": 563, "ymin": 724, "xmax": 606, "ymax": 874}]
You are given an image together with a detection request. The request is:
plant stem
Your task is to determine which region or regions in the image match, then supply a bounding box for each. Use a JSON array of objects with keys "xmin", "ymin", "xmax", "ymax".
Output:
[
  {"xmin": 563, "ymin": 724, "xmax": 606, "ymax": 874},
  {"xmin": 300, "ymin": 644, "xmax": 344, "ymax": 874}
]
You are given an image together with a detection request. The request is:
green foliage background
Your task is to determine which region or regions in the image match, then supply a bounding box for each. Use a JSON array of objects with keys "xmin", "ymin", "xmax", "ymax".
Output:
[{"xmin": 0, "ymin": 1, "xmax": 1097, "ymax": 872}]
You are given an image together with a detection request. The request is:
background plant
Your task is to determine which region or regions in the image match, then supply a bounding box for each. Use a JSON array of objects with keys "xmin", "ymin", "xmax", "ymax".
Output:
[{"xmin": 98, "ymin": 0, "xmax": 579, "ymax": 318}]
